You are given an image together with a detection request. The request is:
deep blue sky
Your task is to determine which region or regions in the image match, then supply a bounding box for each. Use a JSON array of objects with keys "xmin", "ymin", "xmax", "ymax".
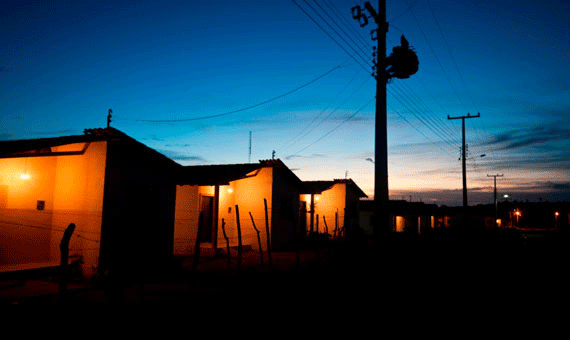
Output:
[{"xmin": 2, "ymin": 0, "xmax": 569, "ymax": 206}]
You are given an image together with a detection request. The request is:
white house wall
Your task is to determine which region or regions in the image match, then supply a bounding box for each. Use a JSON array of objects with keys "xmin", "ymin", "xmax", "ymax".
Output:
[{"xmin": 0, "ymin": 141, "xmax": 107, "ymax": 277}]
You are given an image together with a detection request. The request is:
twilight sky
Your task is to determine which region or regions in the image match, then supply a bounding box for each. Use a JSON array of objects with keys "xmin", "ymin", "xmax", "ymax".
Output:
[{"xmin": 2, "ymin": 0, "xmax": 570, "ymax": 206}]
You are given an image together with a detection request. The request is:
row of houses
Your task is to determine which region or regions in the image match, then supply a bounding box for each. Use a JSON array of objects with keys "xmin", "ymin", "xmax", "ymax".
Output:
[{"xmin": 0, "ymin": 127, "xmax": 367, "ymax": 278}]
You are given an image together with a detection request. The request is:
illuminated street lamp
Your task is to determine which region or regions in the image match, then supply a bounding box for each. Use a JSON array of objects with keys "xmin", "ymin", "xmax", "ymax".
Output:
[
  {"xmin": 514, "ymin": 210, "xmax": 521, "ymax": 227},
  {"xmin": 555, "ymin": 211, "xmax": 560, "ymax": 228}
]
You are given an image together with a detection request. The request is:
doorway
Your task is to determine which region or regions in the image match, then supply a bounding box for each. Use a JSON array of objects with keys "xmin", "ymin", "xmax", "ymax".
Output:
[{"xmin": 199, "ymin": 195, "xmax": 214, "ymax": 243}]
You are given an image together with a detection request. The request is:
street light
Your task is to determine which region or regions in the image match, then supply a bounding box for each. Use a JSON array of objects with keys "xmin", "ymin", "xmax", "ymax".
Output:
[{"xmin": 555, "ymin": 211, "xmax": 560, "ymax": 228}]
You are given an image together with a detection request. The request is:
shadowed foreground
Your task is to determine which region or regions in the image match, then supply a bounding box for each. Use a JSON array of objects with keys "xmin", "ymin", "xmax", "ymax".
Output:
[{"xmin": 1, "ymin": 230, "xmax": 568, "ymax": 306}]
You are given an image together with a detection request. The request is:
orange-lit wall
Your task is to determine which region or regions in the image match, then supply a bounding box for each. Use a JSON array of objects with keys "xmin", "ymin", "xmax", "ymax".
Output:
[
  {"xmin": 228, "ymin": 167, "xmax": 273, "ymax": 251},
  {"xmin": 173, "ymin": 185, "xmax": 217, "ymax": 255},
  {"xmin": 174, "ymin": 167, "xmax": 274, "ymax": 255},
  {"xmin": 0, "ymin": 142, "xmax": 107, "ymax": 276},
  {"xmin": 301, "ymin": 183, "xmax": 347, "ymax": 236}
]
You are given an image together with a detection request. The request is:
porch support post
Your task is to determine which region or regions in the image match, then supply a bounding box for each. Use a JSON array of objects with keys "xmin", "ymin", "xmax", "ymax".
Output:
[{"xmin": 213, "ymin": 185, "xmax": 220, "ymax": 249}]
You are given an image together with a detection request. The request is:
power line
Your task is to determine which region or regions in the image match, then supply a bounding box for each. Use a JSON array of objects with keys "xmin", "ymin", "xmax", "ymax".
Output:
[
  {"xmin": 322, "ymin": 0, "xmax": 372, "ymax": 52},
  {"xmin": 288, "ymin": 97, "xmax": 374, "ymax": 157},
  {"xmin": 132, "ymin": 63, "xmax": 343, "ymax": 123},
  {"xmin": 310, "ymin": 0, "xmax": 371, "ymax": 57},
  {"xmin": 291, "ymin": 0, "xmax": 372, "ymax": 73},
  {"xmin": 403, "ymin": 0, "xmax": 469, "ymax": 111},
  {"xmin": 277, "ymin": 74, "xmax": 372, "ymax": 153},
  {"xmin": 394, "ymin": 81, "xmax": 460, "ymax": 139},
  {"xmin": 389, "ymin": 83, "xmax": 458, "ymax": 149}
]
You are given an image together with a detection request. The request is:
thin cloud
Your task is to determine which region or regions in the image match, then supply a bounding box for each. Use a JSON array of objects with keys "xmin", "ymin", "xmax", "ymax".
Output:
[
  {"xmin": 285, "ymin": 153, "xmax": 326, "ymax": 160},
  {"xmin": 484, "ymin": 124, "xmax": 570, "ymax": 152},
  {"xmin": 172, "ymin": 155, "xmax": 207, "ymax": 162},
  {"xmin": 28, "ymin": 130, "xmax": 78, "ymax": 136},
  {"xmin": 529, "ymin": 181, "xmax": 570, "ymax": 191},
  {"xmin": 157, "ymin": 149, "xmax": 207, "ymax": 163}
]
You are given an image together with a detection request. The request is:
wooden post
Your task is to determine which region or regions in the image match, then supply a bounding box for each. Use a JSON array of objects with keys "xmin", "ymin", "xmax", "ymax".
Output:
[
  {"xmin": 235, "ymin": 205, "xmax": 242, "ymax": 271},
  {"xmin": 59, "ymin": 223, "xmax": 75, "ymax": 294},
  {"xmin": 264, "ymin": 198, "xmax": 272, "ymax": 270},
  {"xmin": 221, "ymin": 218, "xmax": 231, "ymax": 269},
  {"xmin": 334, "ymin": 211, "xmax": 339, "ymax": 239},
  {"xmin": 316, "ymin": 214, "xmax": 319, "ymax": 233},
  {"xmin": 323, "ymin": 215, "xmax": 329, "ymax": 234},
  {"xmin": 249, "ymin": 211, "xmax": 264, "ymax": 268},
  {"xmin": 192, "ymin": 212, "xmax": 203, "ymax": 273}
]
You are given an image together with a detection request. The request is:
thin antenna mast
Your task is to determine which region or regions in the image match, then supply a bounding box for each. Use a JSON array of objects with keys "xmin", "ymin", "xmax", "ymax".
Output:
[
  {"xmin": 107, "ymin": 109, "xmax": 112, "ymax": 128},
  {"xmin": 248, "ymin": 131, "xmax": 252, "ymax": 163}
]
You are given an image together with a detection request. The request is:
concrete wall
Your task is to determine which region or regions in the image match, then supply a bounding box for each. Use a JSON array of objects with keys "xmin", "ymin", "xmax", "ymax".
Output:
[
  {"xmin": 174, "ymin": 165, "xmax": 301, "ymax": 253},
  {"xmin": 226, "ymin": 167, "xmax": 273, "ymax": 251},
  {"xmin": 302, "ymin": 183, "xmax": 347, "ymax": 237},
  {"xmin": 174, "ymin": 167, "xmax": 274, "ymax": 254},
  {"xmin": 270, "ymin": 166, "xmax": 300, "ymax": 250},
  {"xmin": 99, "ymin": 138, "xmax": 177, "ymax": 277},
  {"xmin": 0, "ymin": 141, "xmax": 107, "ymax": 277}
]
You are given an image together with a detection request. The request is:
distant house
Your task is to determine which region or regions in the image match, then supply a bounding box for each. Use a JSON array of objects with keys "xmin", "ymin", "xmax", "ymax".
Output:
[
  {"xmin": 0, "ymin": 127, "xmax": 180, "ymax": 278},
  {"xmin": 300, "ymin": 179, "xmax": 367, "ymax": 238},
  {"xmin": 359, "ymin": 199, "xmax": 439, "ymax": 234},
  {"xmin": 174, "ymin": 159, "xmax": 303, "ymax": 255}
]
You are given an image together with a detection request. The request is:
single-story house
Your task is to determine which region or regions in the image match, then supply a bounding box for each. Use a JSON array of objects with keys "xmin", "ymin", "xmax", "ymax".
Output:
[
  {"xmin": 301, "ymin": 179, "xmax": 367, "ymax": 238},
  {"xmin": 174, "ymin": 159, "xmax": 303, "ymax": 255},
  {"xmin": 0, "ymin": 127, "xmax": 180, "ymax": 278},
  {"xmin": 359, "ymin": 199, "xmax": 439, "ymax": 235}
]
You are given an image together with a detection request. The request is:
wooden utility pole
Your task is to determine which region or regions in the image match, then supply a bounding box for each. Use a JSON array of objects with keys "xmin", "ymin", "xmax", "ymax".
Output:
[
  {"xmin": 372, "ymin": 0, "xmax": 390, "ymax": 237},
  {"xmin": 352, "ymin": 1, "xmax": 388, "ymax": 237},
  {"xmin": 487, "ymin": 174, "xmax": 504, "ymax": 227},
  {"xmin": 448, "ymin": 113, "xmax": 480, "ymax": 209},
  {"xmin": 448, "ymin": 113, "xmax": 480, "ymax": 224}
]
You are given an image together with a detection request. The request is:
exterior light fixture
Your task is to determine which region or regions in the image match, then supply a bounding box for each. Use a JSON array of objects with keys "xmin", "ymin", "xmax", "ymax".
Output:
[
  {"xmin": 20, "ymin": 173, "xmax": 30, "ymax": 180},
  {"xmin": 227, "ymin": 188, "xmax": 233, "ymax": 193}
]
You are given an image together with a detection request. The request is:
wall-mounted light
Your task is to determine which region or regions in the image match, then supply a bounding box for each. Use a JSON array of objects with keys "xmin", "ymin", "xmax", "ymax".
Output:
[
  {"xmin": 20, "ymin": 173, "xmax": 30, "ymax": 180},
  {"xmin": 227, "ymin": 188, "xmax": 233, "ymax": 193}
]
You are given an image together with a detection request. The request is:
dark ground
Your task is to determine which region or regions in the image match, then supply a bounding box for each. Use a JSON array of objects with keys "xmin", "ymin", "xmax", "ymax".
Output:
[{"xmin": 1, "ymin": 229, "xmax": 568, "ymax": 306}]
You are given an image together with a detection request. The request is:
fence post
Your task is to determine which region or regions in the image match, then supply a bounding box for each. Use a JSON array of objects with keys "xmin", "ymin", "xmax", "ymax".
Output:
[
  {"xmin": 221, "ymin": 218, "xmax": 231, "ymax": 269},
  {"xmin": 59, "ymin": 223, "xmax": 75, "ymax": 294},
  {"xmin": 334, "ymin": 211, "xmax": 339, "ymax": 239},
  {"xmin": 235, "ymin": 205, "xmax": 242, "ymax": 271},
  {"xmin": 249, "ymin": 211, "xmax": 264, "ymax": 268},
  {"xmin": 264, "ymin": 198, "xmax": 272, "ymax": 271},
  {"xmin": 316, "ymin": 214, "xmax": 319, "ymax": 233}
]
